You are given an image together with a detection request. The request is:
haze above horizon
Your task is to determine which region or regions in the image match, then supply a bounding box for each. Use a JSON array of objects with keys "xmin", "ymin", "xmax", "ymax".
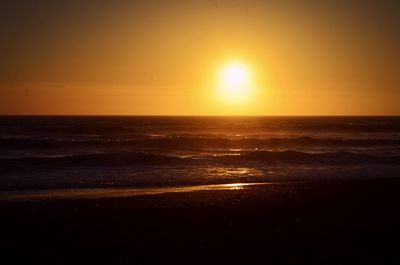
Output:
[{"xmin": 1, "ymin": 0, "xmax": 399, "ymax": 115}]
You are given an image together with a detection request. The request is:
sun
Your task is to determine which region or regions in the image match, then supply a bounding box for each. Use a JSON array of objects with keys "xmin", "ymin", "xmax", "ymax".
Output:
[
  {"xmin": 217, "ymin": 61, "xmax": 253, "ymax": 103},
  {"xmin": 224, "ymin": 65, "xmax": 246, "ymax": 86}
]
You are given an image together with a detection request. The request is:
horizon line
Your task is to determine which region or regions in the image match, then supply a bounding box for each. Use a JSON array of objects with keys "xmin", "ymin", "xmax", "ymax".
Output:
[{"xmin": 1, "ymin": 114, "xmax": 399, "ymax": 117}]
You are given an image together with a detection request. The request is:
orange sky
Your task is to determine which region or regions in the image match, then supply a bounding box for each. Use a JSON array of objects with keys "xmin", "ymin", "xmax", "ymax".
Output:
[{"xmin": 0, "ymin": 1, "xmax": 399, "ymax": 115}]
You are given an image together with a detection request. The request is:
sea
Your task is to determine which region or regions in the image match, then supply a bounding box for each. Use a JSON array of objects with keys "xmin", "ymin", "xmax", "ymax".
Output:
[{"xmin": 1, "ymin": 116, "xmax": 399, "ymax": 194}]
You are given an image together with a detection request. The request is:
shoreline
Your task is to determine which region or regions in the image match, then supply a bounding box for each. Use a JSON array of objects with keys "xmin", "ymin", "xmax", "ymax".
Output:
[
  {"xmin": 0, "ymin": 182, "xmax": 275, "ymax": 201},
  {"xmin": 1, "ymin": 178, "xmax": 399, "ymax": 202}
]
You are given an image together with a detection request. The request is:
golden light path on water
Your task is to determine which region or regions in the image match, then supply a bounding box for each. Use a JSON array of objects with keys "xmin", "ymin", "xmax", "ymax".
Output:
[{"xmin": 0, "ymin": 182, "xmax": 274, "ymax": 201}]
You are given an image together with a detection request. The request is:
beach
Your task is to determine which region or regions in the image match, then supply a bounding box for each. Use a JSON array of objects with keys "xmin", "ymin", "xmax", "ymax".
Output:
[
  {"xmin": 1, "ymin": 116, "xmax": 400, "ymax": 264},
  {"xmin": 1, "ymin": 0, "xmax": 399, "ymax": 263},
  {"xmin": 2, "ymin": 179, "xmax": 400, "ymax": 264}
]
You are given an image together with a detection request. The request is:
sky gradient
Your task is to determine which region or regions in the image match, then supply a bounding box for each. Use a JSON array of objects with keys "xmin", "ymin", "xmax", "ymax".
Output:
[{"xmin": 1, "ymin": 0, "xmax": 399, "ymax": 115}]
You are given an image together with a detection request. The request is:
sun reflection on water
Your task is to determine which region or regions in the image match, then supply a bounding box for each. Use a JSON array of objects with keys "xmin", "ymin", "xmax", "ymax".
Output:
[
  {"xmin": 0, "ymin": 182, "xmax": 272, "ymax": 201},
  {"xmin": 203, "ymin": 166, "xmax": 264, "ymax": 180},
  {"xmin": 220, "ymin": 183, "xmax": 250, "ymax": 190}
]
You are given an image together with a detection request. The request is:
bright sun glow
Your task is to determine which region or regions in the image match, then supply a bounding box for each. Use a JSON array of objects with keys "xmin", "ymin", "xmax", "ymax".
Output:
[
  {"xmin": 225, "ymin": 65, "xmax": 246, "ymax": 86},
  {"xmin": 217, "ymin": 61, "xmax": 253, "ymax": 103}
]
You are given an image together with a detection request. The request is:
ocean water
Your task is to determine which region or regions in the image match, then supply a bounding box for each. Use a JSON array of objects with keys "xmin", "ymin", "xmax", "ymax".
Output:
[{"xmin": 0, "ymin": 116, "xmax": 399, "ymax": 191}]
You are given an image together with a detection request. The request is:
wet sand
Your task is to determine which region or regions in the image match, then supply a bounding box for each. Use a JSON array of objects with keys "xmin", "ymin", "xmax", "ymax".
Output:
[
  {"xmin": 0, "ymin": 182, "xmax": 274, "ymax": 201},
  {"xmin": 1, "ymin": 179, "xmax": 400, "ymax": 264}
]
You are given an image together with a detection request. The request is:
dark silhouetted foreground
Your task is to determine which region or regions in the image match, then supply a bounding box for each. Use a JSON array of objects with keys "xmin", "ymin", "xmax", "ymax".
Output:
[{"xmin": 1, "ymin": 179, "xmax": 400, "ymax": 265}]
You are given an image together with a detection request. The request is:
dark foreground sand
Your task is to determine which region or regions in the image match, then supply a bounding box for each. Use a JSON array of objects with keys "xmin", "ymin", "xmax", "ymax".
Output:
[{"xmin": 1, "ymin": 179, "xmax": 400, "ymax": 265}]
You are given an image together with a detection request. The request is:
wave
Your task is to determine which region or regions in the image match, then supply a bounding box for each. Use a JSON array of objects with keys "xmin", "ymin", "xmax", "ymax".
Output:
[
  {"xmin": 0, "ymin": 152, "xmax": 186, "ymax": 168},
  {"xmin": 1, "ymin": 150, "xmax": 399, "ymax": 169},
  {"xmin": 2, "ymin": 136, "xmax": 400, "ymax": 151},
  {"xmin": 292, "ymin": 123, "xmax": 400, "ymax": 133},
  {"xmin": 223, "ymin": 150, "xmax": 400, "ymax": 164}
]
